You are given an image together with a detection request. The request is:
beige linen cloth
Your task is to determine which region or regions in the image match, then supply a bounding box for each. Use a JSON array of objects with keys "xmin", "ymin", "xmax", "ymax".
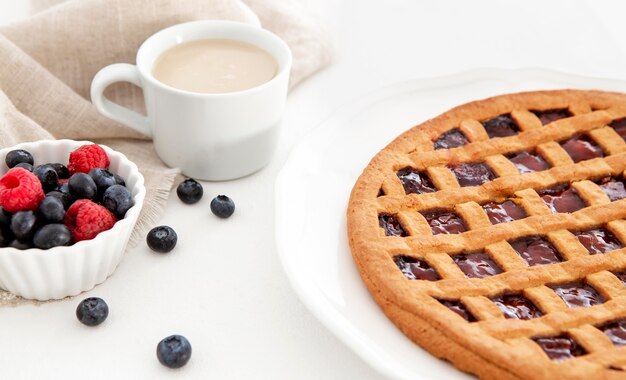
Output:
[{"xmin": 0, "ymin": 0, "xmax": 331, "ymax": 306}]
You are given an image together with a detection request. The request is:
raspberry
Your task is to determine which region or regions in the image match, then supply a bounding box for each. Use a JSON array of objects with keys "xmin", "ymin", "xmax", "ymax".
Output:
[
  {"xmin": 64, "ymin": 199, "xmax": 116, "ymax": 242},
  {"xmin": 0, "ymin": 167, "xmax": 45, "ymax": 213},
  {"xmin": 68, "ymin": 144, "xmax": 110, "ymax": 175}
]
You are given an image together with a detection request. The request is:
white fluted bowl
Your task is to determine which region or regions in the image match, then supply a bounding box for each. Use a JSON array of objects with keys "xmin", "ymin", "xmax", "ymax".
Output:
[{"xmin": 0, "ymin": 139, "xmax": 145, "ymax": 300}]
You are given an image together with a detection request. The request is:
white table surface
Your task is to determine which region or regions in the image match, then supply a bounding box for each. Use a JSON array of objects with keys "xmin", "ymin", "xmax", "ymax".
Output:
[{"xmin": 2, "ymin": 1, "xmax": 626, "ymax": 379}]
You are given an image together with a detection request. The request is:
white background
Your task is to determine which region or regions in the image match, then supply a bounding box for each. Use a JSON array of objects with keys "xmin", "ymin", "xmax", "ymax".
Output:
[{"xmin": 1, "ymin": 1, "xmax": 626, "ymax": 379}]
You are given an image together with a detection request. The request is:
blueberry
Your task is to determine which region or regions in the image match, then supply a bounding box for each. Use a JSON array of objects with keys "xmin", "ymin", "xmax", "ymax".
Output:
[
  {"xmin": 68, "ymin": 173, "xmax": 97, "ymax": 200},
  {"xmin": 0, "ymin": 224, "xmax": 12, "ymax": 247},
  {"xmin": 89, "ymin": 168, "xmax": 117, "ymax": 199},
  {"xmin": 113, "ymin": 174, "xmax": 125, "ymax": 186},
  {"xmin": 14, "ymin": 162, "xmax": 33, "ymax": 172},
  {"xmin": 0, "ymin": 207, "xmax": 10, "ymax": 226},
  {"xmin": 34, "ymin": 164, "xmax": 59, "ymax": 193},
  {"xmin": 5, "ymin": 149, "xmax": 33, "ymax": 168},
  {"xmin": 46, "ymin": 190, "xmax": 74, "ymax": 210},
  {"xmin": 9, "ymin": 239, "xmax": 32, "ymax": 250},
  {"xmin": 33, "ymin": 224, "xmax": 71, "ymax": 249},
  {"xmin": 210, "ymin": 195, "xmax": 235, "ymax": 218},
  {"xmin": 10, "ymin": 210, "xmax": 38, "ymax": 241},
  {"xmin": 39, "ymin": 196, "xmax": 65, "ymax": 223},
  {"xmin": 147, "ymin": 225, "xmax": 177, "ymax": 253},
  {"xmin": 76, "ymin": 297, "xmax": 109, "ymax": 326},
  {"xmin": 49, "ymin": 163, "xmax": 69, "ymax": 179},
  {"xmin": 102, "ymin": 184, "xmax": 134, "ymax": 218},
  {"xmin": 176, "ymin": 179, "xmax": 203, "ymax": 204},
  {"xmin": 157, "ymin": 335, "xmax": 192, "ymax": 369}
]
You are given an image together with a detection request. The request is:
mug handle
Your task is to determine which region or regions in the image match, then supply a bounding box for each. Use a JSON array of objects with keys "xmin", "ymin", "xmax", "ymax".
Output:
[{"xmin": 90, "ymin": 63, "xmax": 152, "ymax": 137}]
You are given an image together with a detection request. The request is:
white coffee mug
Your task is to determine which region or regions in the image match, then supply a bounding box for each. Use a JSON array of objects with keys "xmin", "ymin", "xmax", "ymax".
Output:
[{"xmin": 90, "ymin": 20, "xmax": 292, "ymax": 181}]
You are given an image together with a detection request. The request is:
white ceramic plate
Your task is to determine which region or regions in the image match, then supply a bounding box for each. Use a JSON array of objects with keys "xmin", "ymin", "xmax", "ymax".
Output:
[{"xmin": 274, "ymin": 68, "xmax": 626, "ymax": 379}]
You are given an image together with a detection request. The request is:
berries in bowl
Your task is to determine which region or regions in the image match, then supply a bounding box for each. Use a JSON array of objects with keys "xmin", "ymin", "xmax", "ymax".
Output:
[{"xmin": 0, "ymin": 140, "xmax": 145, "ymax": 300}]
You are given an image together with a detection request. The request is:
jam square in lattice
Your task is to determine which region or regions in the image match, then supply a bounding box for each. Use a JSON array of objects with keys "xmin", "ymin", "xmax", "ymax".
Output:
[
  {"xmin": 509, "ymin": 235, "xmax": 563, "ymax": 266},
  {"xmin": 448, "ymin": 162, "xmax": 497, "ymax": 187},
  {"xmin": 482, "ymin": 113, "xmax": 520, "ymax": 138},
  {"xmin": 560, "ymin": 134, "xmax": 605, "ymax": 163},
  {"xmin": 610, "ymin": 117, "xmax": 626, "ymax": 140},
  {"xmin": 433, "ymin": 128, "xmax": 469, "ymax": 150},
  {"xmin": 531, "ymin": 108, "xmax": 572, "ymax": 125},
  {"xmin": 573, "ymin": 228, "xmax": 623, "ymax": 255},
  {"xmin": 491, "ymin": 294, "xmax": 543, "ymax": 320},
  {"xmin": 420, "ymin": 209, "xmax": 467, "ymax": 235},
  {"xmin": 507, "ymin": 150, "xmax": 551, "ymax": 174},
  {"xmin": 599, "ymin": 177, "xmax": 626, "ymax": 201},
  {"xmin": 378, "ymin": 214, "xmax": 407, "ymax": 237},
  {"xmin": 614, "ymin": 271, "xmax": 626, "ymax": 286},
  {"xmin": 438, "ymin": 300, "xmax": 476, "ymax": 322},
  {"xmin": 532, "ymin": 335, "xmax": 586, "ymax": 362},
  {"xmin": 481, "ymin": 200, "xmax": 527, "ymax": 225},
  {"xmin": 599, "ymin": 320, "xmax": 626, "ymax": 346},
  {"xmin": 452, "ymin": 252, "xmax": 502, "ymax": 279},
  {"xmin": 396, "ymin": 168, "xmax": 437, "ymax": 195},
  {"xmin": 393, "ymin": 256, "xmax": 440, "ymax": 281},
  {"xmin": 550, "ymin": 282, "xmax": 604, "ymax": 308},
  {"xmin": 537, "ymin": 184, "xmax": 586, "ymax": 213}
]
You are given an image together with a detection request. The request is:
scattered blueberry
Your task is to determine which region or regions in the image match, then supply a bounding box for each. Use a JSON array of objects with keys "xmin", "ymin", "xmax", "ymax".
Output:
[
  {"xmin": 68, "ymin": 173, "xmax": 97, "ymax": 200},
  {"xmin": 33, "ymin": 224, "xmax": 71, "ymax": 249},
  {"xmin": 39, "ymin": 196, "xmax": 65, "ymax": 223},
  {"xmin": 14, "ymin": 162, "xmax": 33, "ymax": 172},
  {"xmin": 157, "ymin": 335, "xmax": 192, "ymax": 369},
  {"xmin": 76, "ymin": 297, "xmax": 109, "ymax": 326},
  {"xmin": 210, "ymin": 195, "xmax": 235, "ymax": 218},
  {"xmin": 5, "ymin": 149, "xmax": 33, "ymax": 168},
  {"xmin": 10, "ymin": 210, "xmax": 38, "ymax": 241},
  {"xmin": 176, "ymin": 179, "xmax": 203, "ymax": 204},
  {"xmin": 34, "ymin": 164, "xmax": 59, "ymax": 193},
  {"xmin": 45, "ymin": 190, "xmax": 74, "ymax": 210},
  {"xmin": 147, "ymin": 225, "xmax": 177, "ymax": 253},
  {"xmin": 49, "ymin": 163, "xmax": 69, "ymax": 179},
  {"xmin": 102, "ymin": 185, "xmax": 134, "ymax": 218}
]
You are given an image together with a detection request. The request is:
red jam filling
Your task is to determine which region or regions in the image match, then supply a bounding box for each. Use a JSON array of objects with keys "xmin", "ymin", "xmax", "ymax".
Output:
[
  {"xmin": 510, "ymin": 235, "xmax": 562, "ymax": 266},
  {"xmin": 610, "ymin": 117, "xmax": 626, "ymax": 140},
  {"xmin": 508, "ymin": 150, "xmax": 551, "ymax": 174},
  {"xmin": 532, "ymin": 108, "xmax": 572, "ymax": 125},
  {"xmin": 434, "ymin": 128, "xmax": 470, "ymax": 150},
  {"xmin": 449, "ymin": 162, "xmax": 497, "ymax": 187},
  {"xmin": 492, "ymin": 294, "xmax": 543, "ymax": 320},
  {"xmin": 482, "ymin": 114, "xmax": 520, "ymax": 138},
  {"xmin": 393, "ymin": 256, "xmax": 439, "ymax": 281},
  {"xmin": 550, "ymin": 282, "xmax": 603, "ymax": 308},
  {"xmin": 378, "ymin": 214, "xmax": 407, "ymax": 237},
  {"xmin": 439, "ymin": 300, "xmax": 476, "ymax": 322},
  {"xmin": 600, "ymin": 320, "xmax": 626, "ymax": 346},
  {"xmin": 421, "ymin": 209, "xmax": 467, "ymax": 235},
  {"xmin": 397, "ymin": 168, "xmax": 437, "ymax": 194},
  {"xmin": 560, "ymin": 134, "xmax": 604, "ymax": 163},
  {"xmin": 573, "ymin": 228, "xmax": 623, "ymax": 255},
  {"xmin": 452, "ymin": 252, "xmax": 502, "ymax": 279},
  {"xmin": 532, "ymin": 335, "xmax": 586, "ymax": 362},
  {"xmin": 482, "ymin": 200, "xmax": 527, "ymax": 225},
  {"xmin": 537, "ymin": 184, "xmax": 586, "ymax": 213}
]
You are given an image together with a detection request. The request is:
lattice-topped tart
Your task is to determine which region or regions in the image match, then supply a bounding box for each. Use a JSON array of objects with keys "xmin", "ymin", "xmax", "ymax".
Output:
[{"xmin": 347, "ymin": 90, "xmax": 626, "ymax": 379}]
